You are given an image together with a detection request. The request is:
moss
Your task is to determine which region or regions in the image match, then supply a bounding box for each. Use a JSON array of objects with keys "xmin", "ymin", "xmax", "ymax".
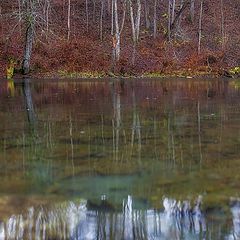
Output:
[{"xmin": 229, "ymin": 66, "xmax": 240, "ymax": 75}]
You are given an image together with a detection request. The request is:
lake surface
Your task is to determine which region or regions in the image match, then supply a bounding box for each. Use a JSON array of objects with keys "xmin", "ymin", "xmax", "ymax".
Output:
[{"xmin": 0, "ymin": 77, "xmax": 240, "ymax": 239}]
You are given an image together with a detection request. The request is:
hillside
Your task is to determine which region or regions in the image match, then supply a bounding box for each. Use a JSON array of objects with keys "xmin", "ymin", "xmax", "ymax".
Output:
[{"xmin": 0, "ymin": 0, "xmax": 239, "ymax": 78}]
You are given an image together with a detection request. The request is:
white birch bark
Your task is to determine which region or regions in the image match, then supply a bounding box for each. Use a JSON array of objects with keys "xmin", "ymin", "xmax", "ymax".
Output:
[{"xmin": 67, "ymin": 0, "xmax": 71, "ymax": 40}]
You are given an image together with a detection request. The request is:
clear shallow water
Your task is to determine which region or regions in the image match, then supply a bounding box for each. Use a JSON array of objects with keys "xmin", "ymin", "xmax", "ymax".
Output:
[{"xmin": 0, "ymin": 78, "xmax": 240, "ymax": 239}]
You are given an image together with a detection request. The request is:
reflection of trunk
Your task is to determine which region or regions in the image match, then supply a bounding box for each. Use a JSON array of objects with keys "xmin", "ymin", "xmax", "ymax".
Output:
[
  {"xmin": 22, "ymin": 23, "xmax": 34, "ymax": 74},
  {"xmin": 197, "ymin": 101, "xmax": 202, "ymax": 166},
  {"xmin": 130, "ymin": 90, "xmax": 141, "ymax": 162},
  {"xmin": 111, "ymin": 82, "xmax": 121, "ymax": 161},
  {"xmin": 22, "ymin": 78, "xmax": 36, "ymax": 126},
  {"xmin": 115, "ymin": 93, "xmax": 121, "ymax": 160},
  {"xmin": 69, "ymin": 115, "xmax": 75, "ymax": 176}
]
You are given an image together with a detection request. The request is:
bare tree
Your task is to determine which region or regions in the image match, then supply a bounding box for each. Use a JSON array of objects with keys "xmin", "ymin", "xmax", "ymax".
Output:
[
  {"xmin": 129, "ymin": 0, "xmax": 141, "ymax": 64},
  {"xmin": 22, "ymin": 0, "xmax": 37, "ymax": 74},
  {"xmin": 171, "ymin": 0, "xmax": 176, "ymax": 25},
  {"xmin": 112, "ymin": 0, "xmax": 126, "ymax": 68},
  {"xmin": 168, "ymin": 0, "xmax": 190, "ymax": 40}
]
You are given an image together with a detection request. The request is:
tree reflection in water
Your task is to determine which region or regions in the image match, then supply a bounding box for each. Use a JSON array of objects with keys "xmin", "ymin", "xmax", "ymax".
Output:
[{"xmin": 0, "ymin": 196, "xmax": 239, "ymax": 239}]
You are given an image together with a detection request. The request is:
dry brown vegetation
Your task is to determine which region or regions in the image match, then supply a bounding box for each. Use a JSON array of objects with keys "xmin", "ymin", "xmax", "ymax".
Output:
[{"xmin": 0, "ymin": 0, "xmax": 239, "ymax": 78}]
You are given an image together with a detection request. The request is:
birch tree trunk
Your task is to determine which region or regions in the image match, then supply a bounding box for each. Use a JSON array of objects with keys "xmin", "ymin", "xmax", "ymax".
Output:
[
  {"xmin": 111, "ymin": 0, "xmax": 126, "ymax": 70},
  {"xmin": 129, "ymin": 0, "xmax": 136, "ymax": 42},
  {"xmin": 114, "ymin": 0, "xmax": 120, "ymax": 61},
  {"xmin": 135, "ymin": 0, "xmax": 141, "ymax": 43},
  {"xmin": 111, "ymin": 0, "xmax": 114, "ymax": 34},
  {"xmin": 46, "ymin": 0, "xmax": 50, "ymax": 33},
  {"xmin": 129, "ymin": 0, "xmax": 141, "ymax": 64},
  {"xmin": 67, "ymin": 0, "xmax": 71, "ymax": 40}
]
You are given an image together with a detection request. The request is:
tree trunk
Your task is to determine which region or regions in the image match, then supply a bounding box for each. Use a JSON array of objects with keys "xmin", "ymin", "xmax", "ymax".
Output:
[
  {"xmin": 177, "ymin": 0, "xmax": 184, "ymax": 31},
  {"xmin": 100, "ymin": 0, "xmax": 104, "ymax": 40},
  {"xmin": 171, "ymin": 0, "xmax": 175, "ymax": 24},
  {"xmin": 46, "ymin": 0, "xmax": 50, "ymax": 33},
  {"xmin": 168, "ymin": 0, "xmax": 171, "ymax": 41},
  {"xmin": 129, "ymin": 0, "xmax": 136, "ymax": 42},
  {"xmin": 86, "ymin": 0, "xmax": 89, "ymax": 32},
  {"xmin": 120, "ymin": 0, "xmax": 126, "ymax": 33},
  {"xmin": 93, "ymin": 0, "xmax": 96, "ymax": 22},
  {"xmin": 144, "ymin": 0, "xmax": 150, "ymax": 29},
  {"xmin": 220, "ymin": 0, "xmax": 225, "ymax": 49},
  {"xmin": 22, "ymin": 23, "xmax": 34, "ymax": 74},
  {"xmin": 67, "ymin": 0, "xmax": 71, "ymax": 40},
  {"xmin": 135, "ymin": 0, "xmax": 141, "ymax": 43},
  {"xmin": 190, "ymin": 0, "xmax": 195, "ymax": 22},
  {"xmin": 153, "ymin": 0, "xmax": 157, "ymax": 39},
  {"xmin": 111, "ymin": 0, "xmax": 114, "ymax": 35},
  {"xmin": 198, "ymin": 0, "xmax": 203, "ymax": 54},
  {"xmin": 129, "ymin": 0, "xmax": 141, "ymax": 64},
  {"xmin": 114, "ymin": 0, "xmax": 120, "ymax": 61}
]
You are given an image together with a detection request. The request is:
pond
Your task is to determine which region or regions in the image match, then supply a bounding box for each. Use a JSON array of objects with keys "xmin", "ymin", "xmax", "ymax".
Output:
[{"xmin": 0, "ymin": 77, "xmax": 240, "ymax": 239}]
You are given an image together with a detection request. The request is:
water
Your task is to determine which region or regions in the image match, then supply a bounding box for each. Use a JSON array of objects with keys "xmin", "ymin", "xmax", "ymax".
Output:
[{"xmin": 0, "ymin": 77, "xmax": 240, "ymax": 239}]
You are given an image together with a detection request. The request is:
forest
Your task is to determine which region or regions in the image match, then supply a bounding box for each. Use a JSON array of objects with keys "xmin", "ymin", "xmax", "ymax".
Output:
[{"xmin": 0, "ymin": 0, "xmax": 239, "ymax": 78}]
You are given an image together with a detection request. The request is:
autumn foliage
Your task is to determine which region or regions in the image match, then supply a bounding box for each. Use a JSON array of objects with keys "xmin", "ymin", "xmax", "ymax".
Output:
[{"xmin": 0, "ymin": 0, "xmax": 239, "ymax": 78}]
